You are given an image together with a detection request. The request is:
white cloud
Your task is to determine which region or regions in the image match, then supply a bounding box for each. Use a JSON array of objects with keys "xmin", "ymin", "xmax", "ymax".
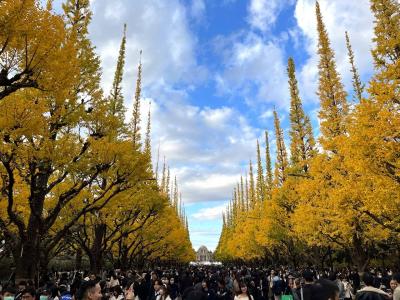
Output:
[
  {"xmin": 131, "ymin": 93, "xmax": 263, "ymax": 204},
  {"xmin": 288, "ymin": 27, "xmax": 302, "ymax": 49},
  {"xmin": 213, "ymin": 0, "xmax": 374, "ymax": 112},
  {"xmin": 192, "ymin": 204, "xmax": 227, "ymax": 220},
  {"xmin": 104, "ymin": 0, "xmax": 124, "ymax": 20},
  {"xmin": 91, "ymin": 0, "xmax": 257, "ymax": 206},
  {"xmin": 200, "ymin": 107, "xmax": 233, "ymax": 128},
  {"xmin": 247, "ymin": 0, "xmax": 294, "ymax": 32},
  {"xmin": 87, "ymin": 0, "xmax": 206, "ymax": 106},
  {"xmin": 294, "ymin": 0, "xmax": 374, "ymax": 104},
  {"xmin": 260, "ymin": 109, "xmax": 274, "ymax": 119},
  {"xmin": 190, "ymin": 229, "xmax": 221, "ymax": 236},
  {"xmin": 146, "ymin": 99, "xmax": 260, "ymax": 203},
  {"xmin": 190, "ymin": 0, "xmax": 206, "ymax": 21},
  {"xmin": 182, "ymin": 173, "xmax": 239, "ymax": 203},
  {"xmin": 215, "ymin": 32, "xmax": 289, "ymax": 109}
]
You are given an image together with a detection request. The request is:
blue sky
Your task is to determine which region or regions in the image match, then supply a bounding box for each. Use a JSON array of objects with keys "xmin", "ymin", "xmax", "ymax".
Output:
[{"xmin": 53, "ymin": 0, "xmax": 375, "ymax": 251}]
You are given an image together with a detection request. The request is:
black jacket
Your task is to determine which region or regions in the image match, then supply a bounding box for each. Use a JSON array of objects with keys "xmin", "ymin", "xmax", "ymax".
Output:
[
  {"xmin": 355, "ymin": 287, "xmax": 390, "ymax": 300},
  {"xmin": 182, "ymin": 286, "xmax": 207, "ymax": 300},
  {"xmin": 215, "ymin": 287, "xmax": 231, "ymax": 300}
]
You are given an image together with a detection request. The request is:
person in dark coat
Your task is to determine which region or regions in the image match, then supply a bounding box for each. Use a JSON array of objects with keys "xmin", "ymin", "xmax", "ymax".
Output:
[
  {"xmin": 180, "ymin": 271, "xmax": 193, "ymax": 295},
  {"xmin": 248, "ymin": 280, "xmax": 262, "ymax": 300},
  {"xmin": 298, "ymin": 269, "xmax": 314, "ymax": 300},
  {"xmin": 215, "ymin": 278, "xmax": 231, "ymax": 300},
  {"xmin": 310, "ymin": 279, "xmax": 339, "ymax": 300},
  {"xmin": 168, "ymin": 277, "xmax": 179, "ymax": 300},
  {"xmin": 351, "ymin": 270, "xmax": 361, "ymax": 291},
  {"xmin": 355, "ymin": 273, "xmax": 390, "ymax": 300},
  {"xmin": 202, "ymin": 280, "xmax": 216, "ymax": 300},
  {"xmin": 182, "ymin": 284, "xmax": 207, "ymax": 300}
]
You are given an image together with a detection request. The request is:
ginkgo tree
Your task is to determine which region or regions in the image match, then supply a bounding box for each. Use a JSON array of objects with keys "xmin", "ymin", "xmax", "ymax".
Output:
[
  {"xmin": 0, "ymin": 0, "xmax": 78, "ymax": 100},
  {"xmin": 0, "ymin": 0, "xmax": 193, "ymax": 280},
  {"xmin": 216, "ymin": 0, "xmax": 400, "ymax": 270}
]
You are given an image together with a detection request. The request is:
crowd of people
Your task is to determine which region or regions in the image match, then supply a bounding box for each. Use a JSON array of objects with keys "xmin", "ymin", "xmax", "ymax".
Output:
[{"xmin": 1, "ymin": 266, "xmax": 400, "ymax": 300}]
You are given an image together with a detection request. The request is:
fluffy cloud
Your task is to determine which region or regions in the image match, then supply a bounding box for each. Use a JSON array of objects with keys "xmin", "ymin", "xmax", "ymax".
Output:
[
  {"xmin": 247, "ymin": 0, "xmax": 294, "ymax": 32},
  {"xmin": 213, "ymin": 1, "xmax": 375, "ymax": 113},
  {"xmin": 83, "ymin": 0, "xmax": 265, "ymax": 206},
  {"xmin": 260, "ymin": 109, "xmax": 274, "ymax": 120},
  {"xmin": 192, "ymin": 204, "xmax": 227, "ymax": 220},
  {"xmin": 212, "ymin": 0, "xmax": 304, "ymax": 110},
  {"xmin": 215, "ymin": 32, "xmax": 289, "ymax": 108},
  {"xmin": 140, "ymin": 98, "xmax": 260, "ymax": 203},
  {"xmin": 294, "ymin": 0, "xmax": 375, "ymax": 104},
  {"xmin": 190, "ymin": 0, "xmax": 206, "ymax": 22},
  {"xmin": 87, "ymin": 0, "xmax": 206, "ymax": 105}
]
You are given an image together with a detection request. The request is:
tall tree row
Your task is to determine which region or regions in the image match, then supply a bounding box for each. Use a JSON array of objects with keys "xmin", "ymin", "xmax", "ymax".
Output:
[
  {"xmin": 0, "ymin": 0, "xmax": 194, "ymax": 280},
  {"xmin": 216, "ymin": 0, "xmax": 400, "ymax": 270}
]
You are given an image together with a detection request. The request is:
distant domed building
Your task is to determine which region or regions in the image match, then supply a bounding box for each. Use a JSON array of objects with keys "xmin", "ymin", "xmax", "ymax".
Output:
[{"xmin": 196, "ymin": 245, "xmax": 213, "ymax": 262}]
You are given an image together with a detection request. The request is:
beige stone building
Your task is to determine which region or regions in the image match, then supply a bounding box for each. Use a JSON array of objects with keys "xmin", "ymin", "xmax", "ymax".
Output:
[{"xmin": 196, "ymin": 245, "xmax": 213, "ymax": 262}]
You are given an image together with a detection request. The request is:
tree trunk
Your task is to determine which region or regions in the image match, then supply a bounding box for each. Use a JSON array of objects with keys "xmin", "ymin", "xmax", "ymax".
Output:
[
  {"xmin": 119, "ymin": 246, "xmax": 129, "ymax": 271},
  {"xmin": 328, "ymin": 246, "xmax": 334, "ymax": 271},
  {"xmin": 88, "ymin": 223, "xmax": 106, "ymax": 274},
  {"xmin": 75, "ymin": 248, "xmax": 82, "ymax": 270},
  {"xmin": 351, "ymin": 231, "xmax": 369, "ymax": 272},
  {"xmin": 350, "ymin": 220, "xmax": 371, "ymax": 272},
  {"xmin": 14, "ymin": 162, "xmax": 50, "ymax": 281},
  {"xmin": 14, "ymin": 238, "xmax": 40, "ymax": 281},
  {"xmin": 89, "ymin": 253, "xmax": 102, "ymax": 275},
  {"xmin": 320, "ymin": 248, "xmax": 327, "ymax": 270},
  {"xmin": 39, "ymin": 250, "xmax": 49, "ymax": 277}
]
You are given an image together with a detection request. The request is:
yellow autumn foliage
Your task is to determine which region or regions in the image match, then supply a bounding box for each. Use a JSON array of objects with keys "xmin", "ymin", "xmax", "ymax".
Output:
[
  {"xmin": 216, "ymin": 0, "xmax": 400, "ymax": 270},
  {"xmin": 0, "ymin": 0, "xmax": 193, "ymax": 279}
]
